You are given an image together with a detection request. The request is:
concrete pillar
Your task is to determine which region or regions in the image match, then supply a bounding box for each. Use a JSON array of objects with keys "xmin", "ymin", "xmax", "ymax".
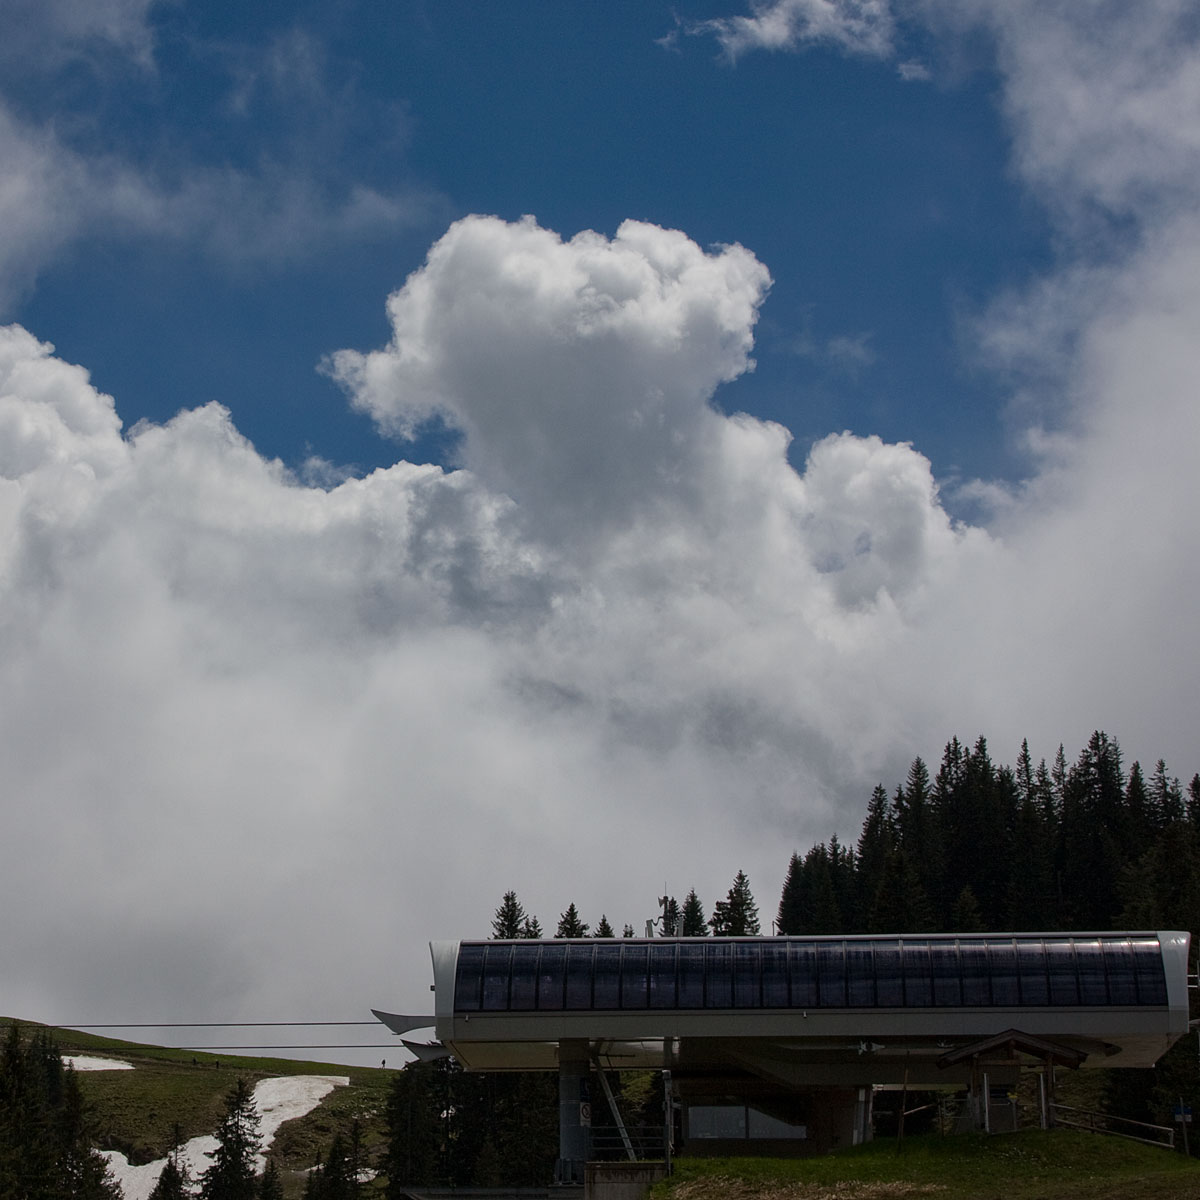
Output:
[{"xmin": 557, "ymin": 1039, "xmax": 592, "ymax": 1184}]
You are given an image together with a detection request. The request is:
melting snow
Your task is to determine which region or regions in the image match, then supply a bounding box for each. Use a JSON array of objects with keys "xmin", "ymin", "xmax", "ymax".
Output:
[
  {"xmin": 100, "ymin": 1074, "xmax": 348, "ymax": 1200},
  {"xmin": 64, "ymin": 1055, "xmax": 134, "ymax": 1071}
]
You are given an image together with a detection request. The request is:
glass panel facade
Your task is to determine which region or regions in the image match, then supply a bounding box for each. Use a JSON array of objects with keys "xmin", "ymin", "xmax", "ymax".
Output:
[
  {"xmin": 451, "ymin": 935, "xmax": 1169, "ymax": 1012},
  {"xmin": 1016, "ymin": 940, "xmax": 1050, "ymax": 1005},
  {"xmin": 537, "ymin": 943, "xmax": 566, "ymax": 1009},
  {"xmin": 622, "ymin": 944, "xmax": 649, "ymax": 1008},
  {"xmin": 846, "ymin": 942, "xmax": 875, "ymax": 1006},
  {"xmin": 564, "ymin": 942, "xmax": 594, "ymax": 1009},
  {"xmin": 677, "ymin": 943, "xmax": 705, "ymax": 1008},
  {"xmin": 508, "ymin": 944, "xmax": 539, "ymax": 1010},
  {"xmin": 593, "ymin": 944, "xmax": 622, "ymax": 1009},
  {"xmin": 761, "ymin": 940, "xmax": 790, "ymax": 1007},
  {"xmin": 959, "ymin": 941, "xmax": 991, "ymax": 1005},
  {"xmin": 816, "ymin": 942, "xmax": 847, "ymax": 1007},
  {"xmin": 705, "ymin": 942, "xmax": 733, "ymax": 1008},
  {"xmin": 874, "ymin": 941, "xmax": 903, "ymax": 1007},
  {"xmin": 482, "ymin": 944, "xmax": 512, "ymax": 1011},
  {"xmin": 734, "ymin": 942, "xmax": 762, "ymax": 1008}
]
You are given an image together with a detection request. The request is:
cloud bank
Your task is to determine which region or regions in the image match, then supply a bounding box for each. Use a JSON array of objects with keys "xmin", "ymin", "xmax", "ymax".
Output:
[{"xmin": 1, "ymin": 2, "xmax": 1198, "ymax": 1048}]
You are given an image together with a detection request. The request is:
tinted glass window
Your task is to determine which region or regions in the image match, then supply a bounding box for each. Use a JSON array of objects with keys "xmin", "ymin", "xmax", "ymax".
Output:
[
  {"xmin": 621, "ymin": 944, "xmax": 649, "ymax": 1008},
  {"xmin": 931, "ymin": 942, "xmax": 961, "ymax": 1006},
  {"xmin": 565, "ymin": 943, "xmax": 594, "ymax": 1009},
  {"xmin": 788, "ymin": 942, "xmax": 819, "ymax": 1008},
  {"xmin": 594, "ymin": 944, "xmax": 622, "ymax": 1009},
  {"xmin": 1016, "ymin": 940, "xmax": 1049, "ymax": 1005},
  {"xmin": 509, "ymin": 944, "xmax": 539, "ymax": 1010},
  {"xmin": 734, "ymin": 942, "xmax": 762, "ymax": 1008},
  {"xmin": 816, "ymin": 943, "xmax": 847, "ymax": 1007},
  {"xmin": 1046, "ymin": 940, "xmax": 1079, "ymax": 1005},
  {"xmin": 988, "ymin": 941, "xmax": 1019, "ymax": 1005},
  {"xmin": 1102, "ymin": 939, "xmax": 1138, "ymax": 1004},
  {"xmin": 901, "ymin": 941, "xmax": 932, "ymax": 1007},
  {"xmin": 762, "ymin": 941, "xmax": 789, "ymax": 1007},
  {"xmin": 960, "ymin": 941, "xmax": 990, "ymax": 1005},
  {"xmin": 678, "ymin": 943, "xmax": 706, "ymax": 1008},
  {"xmin": 1075, "ymin": 940, "xmax": 1107, "ymax": 1004},
  {"xmin": 846, "ymin": 943, "xmax": 874, "ymax": 1006},
  {"xmin": 874, "ymin": 942, "xmax": 903, "ymax": 1007},
  {"xmin": 454, "ymin": 943, "xmax": 485, "ymax": 1012},
  {"xmin": 706, "ymin": 942, "xmax": 733, "ymax": 1008},
  {"xmin": 482, "ymin": 944, "xmax": 512, "ymax": 1011},
  {"xmin": 537, "ymin": 943, "xmax": 566, "ymax": 1009},
  {"xmin": 648, "ymin": 943, "xmax": 678, "ymax": 1008},
  {"xmin": 1132, "ymin": 939, "xmax": 1168, "ymax": 1004}
]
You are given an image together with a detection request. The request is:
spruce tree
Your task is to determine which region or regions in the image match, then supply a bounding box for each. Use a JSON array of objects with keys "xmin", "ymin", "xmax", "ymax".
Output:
[
  {"xmin": 709, "ymin": 871, "xmax": 760, "ymax": 935},
  {"xmin": 680, "ymin": 889, "xmax": 707, "ymax": 936},
  {"xmin": 200, "ymin": 1078, "xmax": 261, "ymax": 1200},
  {"xmin": 491, "ymin": 891, "xmax": 526, "ymax": 939},
  {"xmin": 520, "ymin": 915, "xmax": 543, "ymax": 938},
  {"xmin": 776, "ymin": 852, "xmax": 803, "ymax": 935},
  {"xmin": 593, "ymin": 914, "xmax": 615, "ymax": 938},
  {"xmin": 258, "ymin": 1157, "xmax": 284, "ymax": 1200},
  {"xmin": 555, "ymin": 903, "xmax": 589, "ymax": 937}
]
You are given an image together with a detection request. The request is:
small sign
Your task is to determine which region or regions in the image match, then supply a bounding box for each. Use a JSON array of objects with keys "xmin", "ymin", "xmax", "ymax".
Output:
[
  {"xmin": 580, "ymin": 1101, "xmax": 592, "ymax": 1127},
  {"xmin": 1174, "ymin": 1105, "xmax": 1192, "ymax": 1123}
]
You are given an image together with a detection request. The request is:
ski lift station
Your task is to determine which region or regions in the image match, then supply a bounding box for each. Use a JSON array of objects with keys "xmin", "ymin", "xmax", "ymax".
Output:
[{"xmin": 376, "ymin": 930, "xmax": 1191, "ymax": 1182}]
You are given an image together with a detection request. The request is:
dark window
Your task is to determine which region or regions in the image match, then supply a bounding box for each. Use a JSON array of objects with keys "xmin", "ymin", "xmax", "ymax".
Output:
[
  {"xmin": 706, "ymin": 942, "xmax": 733, "ymax": 1008},
  {"xmin": 816, "ymin": 942, "xmax": 847, "ymax": 1007},
  {"xmin": 1046, "ymin": 940, "xmax": 1079, "ymax": 1005},
  {"xmin": 509, "ymin": 944, "xmax": 539, "ymax": 1010},
  {"xmin": 788, "ymin": 942, "xmax": 819, "ymax": 1008},
  {"xmin": 454, "ymin": 943, "xmax": 485, "ymax": 1012},
  {"xmin": 901, "ymin": 941, "xmax": 932, "ymax": 1007},
  {"xmin": 988, "ymin": 941, "xmax": 1019, "ymax": 1005},
  {"xmin": 762, "ymin": 941, "xmax": 789, "ymax": 1007},
  {"xmin": 564, "ymin": 943, "xmax": 594, "ymax": 1009},
  {"xmin": 960, "ymin": 941, "xmax": 990, "ymax": 1005},
  {"xmin": 648, "ymin": 943, "xmax": 677, "ymax": 1008},
  {"xmin": 1102, "ymin": 939, "xmax": 1138, "ymax": 1004},
  {"xmin": 678, "ymin": 943, "xmax": 706, "ymax": 1008},
  {"xmin": 482, "ymin": 944, "xmax": 512, "ymax": 1011},
  {"xmin": 874, "ymin": 942, "xmax": 903, "ymax": 1007},
  {"xmin": 931, "ymin": 942, "xmax": 961, "ymax": 1006},
  {"xmin": 1075, "ymin": 940, "xmax": 1107, "ymax": 1004},
  {"xmin": 621, "ymin": 944, "xmax": 650, "ymax": 1008},
  {"xmin": 1132, "ymin": 939, "xmax": 1168, "ymax": 1004},
  {"xmin": 734, "ymin": 942, "xmax": 762, "ymax": 1007},
  {"xmin": 594, "ymin": 944, "xmax": 622, "ymax": 1009},
  {"xmin": 846, "ymin": 942, "xmax": 874, "ymax": 1006},
  {"xmin": 1016, "ymin": 940, "xmax": 1049, "ymax": 1005},
  {"xmin": 537, "ymin": 943, "xmax": 567, "ymax": 1010}
]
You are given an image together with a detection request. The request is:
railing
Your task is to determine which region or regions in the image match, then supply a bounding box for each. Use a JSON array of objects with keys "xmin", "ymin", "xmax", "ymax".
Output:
[
  {"xmin": 587, "ymin": 1124, "xmax": 670, "ymax": 1162},
  {"xmin": 1051, "ymin": 1103, "xmax": 1175, "ymax": 1149}
]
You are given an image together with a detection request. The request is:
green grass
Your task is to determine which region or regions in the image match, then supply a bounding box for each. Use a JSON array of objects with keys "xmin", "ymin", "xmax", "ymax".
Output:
[
  {"xmin": 3, "ymin": 1018, "xmax": 393, "ymax": 1198},
  {"xmin": 652, "ymin": 1129, "xmax": 1200, "ymax": 1200}
]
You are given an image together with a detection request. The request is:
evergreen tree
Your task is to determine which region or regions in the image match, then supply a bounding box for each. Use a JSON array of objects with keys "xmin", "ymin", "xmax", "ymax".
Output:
[
  {"xmin": 709, "ymin": 871, "xmax": 760, "ymax": 935},
  {"xmin": 520, "ymin": 915, "xmax": 543, "ymax": 938},
  {"xmin": 681, "ymin": 889, "xmax": 707, "ymax": 936},
  {"xmin": 593, "ymin": 914, "xmax": 615, "ymax": 938},
  {"xmin": 855, "ymin": 785, "xmax": 896, "ymax": 928},
  {"xmin": 622, "ymin": 924, "xmax": 636, "ymax": 937},
  {"xmin": 949, "ymin": 885, "xmax": 984, "ymax": 932},
  {"xmin": 776, "ymin": 852, "xmax": 803, "ymax": 935},
  {"xmin": 491, "ymin": 891, "xmax": 526, "ymax": 939},
  {"xmin": 150, "ymin": 1154, "xmax": 190, "ymax": 1200},
  {"xmin": 555, "ymin": 903, "xmax": 589, "ymax": 938},
  {"xmin": 660, "ymin": 896, "xmax": 681, "ymax": 936},
  {"xmin": 258, "ymin": 1157, "xmax": 284, "ymax": 1200},
  {"xmin": 200, "ymin": 1079, "xmax": 261, "ymax": 1200}
]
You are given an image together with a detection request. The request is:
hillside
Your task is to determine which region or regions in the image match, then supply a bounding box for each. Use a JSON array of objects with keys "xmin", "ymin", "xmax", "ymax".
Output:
[{"xmin": 2, "ymin": 1018, "xmax": 392, "ymax": 1196}]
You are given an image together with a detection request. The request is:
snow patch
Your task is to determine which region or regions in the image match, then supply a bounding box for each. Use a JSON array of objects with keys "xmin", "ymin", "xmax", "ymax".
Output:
[
  {"xmin": 100, "ymin": 1074, "xmax": 348, "ymax": 1200},
  {"xmin": 63, "ymin": 1055, "xmax": 134, "ymax": 1071}
]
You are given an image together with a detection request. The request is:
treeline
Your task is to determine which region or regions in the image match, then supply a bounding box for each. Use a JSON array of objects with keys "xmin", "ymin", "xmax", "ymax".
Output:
[
  {"xmin": 0, "ymin": 1024, "xmax": 121, "ymax": 1199},
  {"xmin": 493, "ymin": 732, "xmax": 1200, "ymax": 943}
]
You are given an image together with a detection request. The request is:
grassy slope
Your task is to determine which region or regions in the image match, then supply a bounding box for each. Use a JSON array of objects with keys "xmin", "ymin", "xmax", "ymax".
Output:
[
  {"xmin": 654, "ymin": 1130, "xmax": 1200, "ymax": 1200},
  {"xmin": 3, "ymin": 1018, "xmax": 391, "ymax": 1196}
]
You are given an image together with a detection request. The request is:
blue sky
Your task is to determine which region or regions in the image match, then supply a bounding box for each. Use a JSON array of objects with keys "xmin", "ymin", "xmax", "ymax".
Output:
[
  {"xmin": 3, "ymin": 0, "xmax": 1199, "ymax": 1062},
  {"xmin": 13, "ymin": 1, "xmax": 1047, "ymax": 497}
]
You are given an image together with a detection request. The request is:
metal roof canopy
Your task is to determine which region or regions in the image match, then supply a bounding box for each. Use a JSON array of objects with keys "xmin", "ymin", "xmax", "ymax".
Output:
[{"xmin": 375, "ymin": 931, "xmax": 1191, "ymax": 1085}]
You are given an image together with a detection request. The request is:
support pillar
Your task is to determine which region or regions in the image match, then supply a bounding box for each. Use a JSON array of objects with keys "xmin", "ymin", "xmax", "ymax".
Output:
[{"xmin": 556, "ymin": 1039, "xmax": 591, "ymax": 1184}]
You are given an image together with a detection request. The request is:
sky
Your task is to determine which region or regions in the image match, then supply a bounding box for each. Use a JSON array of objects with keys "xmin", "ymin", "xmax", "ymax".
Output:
[{"xmin": 2, "ymin": 0, "xmax": 1199, "ymax": 1067}]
